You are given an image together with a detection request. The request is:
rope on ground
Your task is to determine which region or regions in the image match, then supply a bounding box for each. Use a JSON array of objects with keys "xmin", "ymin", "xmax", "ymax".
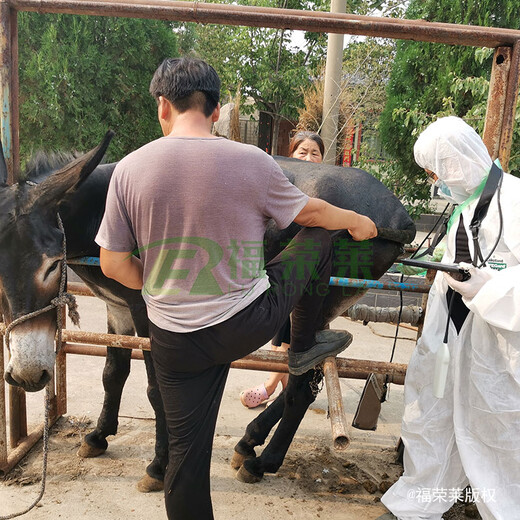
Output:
[{"xmin": 0, "ymin": 386, "xmax": 50, "ymax": 520}]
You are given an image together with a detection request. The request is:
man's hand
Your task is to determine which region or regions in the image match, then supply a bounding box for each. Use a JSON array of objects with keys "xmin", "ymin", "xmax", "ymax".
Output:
[
  {"xmin": 294, "ymin": 197, "xmax": 377, "ymax": 240},
  {"xmin": 444, "ymin": 262, "xmax": 494, "ymax": 300},
  {"xmin": 348, "ymin": 214, "xmax": 378, "ymax": 241}
]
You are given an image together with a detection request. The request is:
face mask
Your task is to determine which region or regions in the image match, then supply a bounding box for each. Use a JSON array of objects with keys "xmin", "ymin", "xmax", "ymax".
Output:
[{"xmin": 434, "ymin": 179, "xmax": 460, "ymax": 204}]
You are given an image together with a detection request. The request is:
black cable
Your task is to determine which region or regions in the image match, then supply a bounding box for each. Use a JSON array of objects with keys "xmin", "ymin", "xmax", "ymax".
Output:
[
  {"xmin": 390, "ymin": 286, "xmax": 403, "ymax": 364},
  {"xmin": 411, "ymin": 203, "xmax": 452, "ymax": 259},
  {"xmin": 383, "ymin": 275, "xmax": 404, "ymax": 403},
  {"xmin": 478, "ymin": 175, "xmax": 504, "ymax": 268},
  {"xmin": 383, "ymin": 205, "xmax": 452, "ymax": 401}
]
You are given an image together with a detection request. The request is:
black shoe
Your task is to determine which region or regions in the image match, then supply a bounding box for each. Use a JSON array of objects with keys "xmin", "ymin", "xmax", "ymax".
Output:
[{"xmin": 288, "ymin": 330, "xmax": 353, "ymax": 376}]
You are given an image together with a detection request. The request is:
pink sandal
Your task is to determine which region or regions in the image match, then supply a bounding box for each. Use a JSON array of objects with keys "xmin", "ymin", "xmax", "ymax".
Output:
[{"xmin": 239, "ymin": 383, "xmax": 270, "ymax": 409}]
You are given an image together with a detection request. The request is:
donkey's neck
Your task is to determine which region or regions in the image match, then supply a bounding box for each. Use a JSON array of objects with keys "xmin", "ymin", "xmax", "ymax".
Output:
[{"xmin": 59, "ymin": 163, "xmax": 117, "ymax": 258}]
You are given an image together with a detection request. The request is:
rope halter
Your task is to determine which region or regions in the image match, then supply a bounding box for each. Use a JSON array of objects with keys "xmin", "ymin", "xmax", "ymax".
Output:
[
  {"xmin": 3, "ymin": 213, "xmax": 80, "ymax": 354},
  {"xmin": 0, "ymin": 213, "xmax": 81, "ymax": 520}
]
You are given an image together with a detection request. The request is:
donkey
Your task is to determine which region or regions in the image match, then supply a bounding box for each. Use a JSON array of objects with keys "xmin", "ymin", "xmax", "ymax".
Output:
[
  {"xmin": 1, "ymin": 133, "xmax": 415, "ymax": 490},
  {"xmin": 1, "ymin": 133, "xmax": 166, "ymax": 492}
]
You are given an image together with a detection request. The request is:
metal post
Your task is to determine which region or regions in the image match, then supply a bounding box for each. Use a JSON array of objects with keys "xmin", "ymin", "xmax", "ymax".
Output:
[
  {"xmin": 0, "ymin": 328, "xmax": 7, "ymax": 470},
  {"xmin": 483, "ymin": 47, "xmax": 512, "ymax": 159},
  {"xmin": 0, "ymin": 0, "xmax": 13, "ymax": 183},
  {"xmin": 416, "ymin": 269, "xmax": 436, "ymax": 340},
  {"xmin": 498, "ymin": 40, "xmax": 520, "ymax": 171},
  {"xmin": 0, "ymin": 416, "xmax": 60, "ymax": 477},
  {"xmin": 8, "ymin": 385, "xmax": 27, "ymax": 448},
  {"xmin": 9, "ymin": 5, "xmax": 19, "ymax": 182}
]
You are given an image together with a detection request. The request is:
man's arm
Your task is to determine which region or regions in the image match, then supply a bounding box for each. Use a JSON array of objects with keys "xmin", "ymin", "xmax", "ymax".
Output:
[
  {"xmin": 294, "ymin": 197, "xmax": 377, "ymax": 241},
  {"xmin": 99, "ymin": 248, "xmax": 144, "ymax": 290}
]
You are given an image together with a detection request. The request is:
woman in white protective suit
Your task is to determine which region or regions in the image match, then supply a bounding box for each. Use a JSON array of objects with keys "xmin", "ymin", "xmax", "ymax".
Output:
[{"xmin": 378, "ymin": 116, "xmax": 520, "ymax": 520}]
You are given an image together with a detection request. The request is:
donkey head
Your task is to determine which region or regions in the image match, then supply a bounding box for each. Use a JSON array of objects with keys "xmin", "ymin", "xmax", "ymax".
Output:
[{"xmin": 1, "ymin": 132, "xmax": 113, "ymax": 391}]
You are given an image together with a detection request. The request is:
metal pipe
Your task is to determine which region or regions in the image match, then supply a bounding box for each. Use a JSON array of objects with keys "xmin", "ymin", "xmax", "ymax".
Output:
[
  {"xmin": 62, "ymin": 329, "xmax": 149, "ymax": 350},
  {"xmin": 61, "ymin": 335, "xmax": 406, "ymax": 383},
  {"xmin": 8, "ymin": 385, "xmax": 27, "ymax": 448},
  {"xmin": 416, "ymin": 269, "xmax": 436, "ymax": 340},
  {"xmin": 499, "ymin": 40, "xmax": 520, "ymax": 171},
  {"xmin": 0, "ymin": 415, "xmax": 59, "ymax": 477},
  {"xmin": 483, "ymin": 47, "xmax": 511, "ymax": 159},
  {"xmin": 323, "ymin": 356, "xmax": 350, "ymax": 450},
  {"xmin": 0, "ymin": 329, "xmax": 7, "ymax": 467},
  {"xmin": 0, "ymin": 0, "xmax": 13, "ymax": 184},
  {"xmin": 8, "ymin": 0, "xmax": 520, "ymax": 49},
  {"xmin": 67, "ymin": 281, "xmax": 95, "ymax": 297},
  {"xmin": 67, "ymin": 261, "xmax": 431, "ymax": 294},
  {"xmin": 9, "ymin": 5, "xmax": 18, "ymax": 182},
  {"xmin": 67, "ymin": 256, "xmax": 103, "ymax": 266},
  {"xmin": 65, "ymin": 342, "xmax": 144, "ymax": 360},
  {"xmin": 329, "ymin": 276, "xmax": 430, "ymax": 293}
]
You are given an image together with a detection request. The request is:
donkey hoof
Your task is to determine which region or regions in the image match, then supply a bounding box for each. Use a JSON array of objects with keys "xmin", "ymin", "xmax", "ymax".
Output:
[
  {"xmin": 230, "ymin": 449, "xmax": 254, "ymax": 470},
  {"xmin": 236, "ymin": 464, "xmax": 263, "ymax": 484},
  {"xmin": 136, "ymin": 474, "xmax": 164, "ymax": 493},
  {"xmin": 77, "ymin": 441, "xmax": 106, "ymax": 458}
]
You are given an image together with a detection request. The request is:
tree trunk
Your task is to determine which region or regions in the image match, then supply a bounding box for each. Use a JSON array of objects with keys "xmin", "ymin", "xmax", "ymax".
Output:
[{"xmin": 271, "ymin": 114, "xmax": 281, "ymax": 156}]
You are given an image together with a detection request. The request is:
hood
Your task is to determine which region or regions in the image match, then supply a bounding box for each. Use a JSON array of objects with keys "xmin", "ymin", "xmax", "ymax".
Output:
[{"xmin": 414, "ymin": 116, "xmax": 492, "ymax": 203}]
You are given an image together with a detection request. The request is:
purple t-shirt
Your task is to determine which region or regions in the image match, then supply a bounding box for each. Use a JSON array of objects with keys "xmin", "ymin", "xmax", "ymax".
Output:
[{"xmin": 95, "ymin": 136, "xmax": 309, "ymax": 332}]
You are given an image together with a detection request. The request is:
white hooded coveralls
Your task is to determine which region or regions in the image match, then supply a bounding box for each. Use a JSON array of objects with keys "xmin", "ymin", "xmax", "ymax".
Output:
[{"xmin": 382, "ymin": 117, "xmax": 520, "ymax": 520}]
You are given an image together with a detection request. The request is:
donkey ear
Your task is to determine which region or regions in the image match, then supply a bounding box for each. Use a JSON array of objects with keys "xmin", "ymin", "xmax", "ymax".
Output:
[
  {"xmin": 28, "ymin": 130, "xmax": 114, "ymax": 210},
  {"xmin": 0, "ymin": 141, "xmax": 9, "ymax": 186}
]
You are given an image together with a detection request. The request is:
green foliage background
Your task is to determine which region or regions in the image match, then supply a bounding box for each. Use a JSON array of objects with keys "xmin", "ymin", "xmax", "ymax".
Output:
[
  {"xmin": 15, "ymin": 1, "xmax": 520, "ymax": 221},
  {"xmin": 19, "ymin": 13, "xmax": 178, "ymax": 163},
  {"xmin": 377, "ymin": 0, "xmax": 520, "ymax": 217}
]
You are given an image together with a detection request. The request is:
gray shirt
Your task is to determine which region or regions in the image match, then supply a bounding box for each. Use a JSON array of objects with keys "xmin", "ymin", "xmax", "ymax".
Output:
[{"xmin": 95, "ymin": 136, "xmax": 309, "ymax": 332}]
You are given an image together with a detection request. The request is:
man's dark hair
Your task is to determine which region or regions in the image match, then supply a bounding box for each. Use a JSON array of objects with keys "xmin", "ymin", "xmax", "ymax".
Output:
[{"xmin": 149, "ymin": 57, "xmax": 221, "ymax": 117}]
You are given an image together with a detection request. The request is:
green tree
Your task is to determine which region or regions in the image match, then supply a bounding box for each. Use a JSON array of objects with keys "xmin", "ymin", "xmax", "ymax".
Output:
[
  {"xmin": 19, "ymin": 13, "xmax": 178, "ymax": 162},
  {"xmin": 297, "ymin": 37, "xmax": 396, "ymax": 162},
  {"xmin": 378, "ymin": 0, "xmax": 520, "ymax": 217},
  {"xmin": 177, "ymin": 0, "xmax": 331, "ymax": 154},
  {"xmin": 175, "ymin": 0, "xmax": 406, "ymax": 154}
]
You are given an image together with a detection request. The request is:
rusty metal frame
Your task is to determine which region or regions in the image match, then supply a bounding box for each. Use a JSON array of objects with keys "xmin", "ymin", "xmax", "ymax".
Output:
[{"xmin": 1, "ymin": 0, "xmax": 520, "ymax": 474}]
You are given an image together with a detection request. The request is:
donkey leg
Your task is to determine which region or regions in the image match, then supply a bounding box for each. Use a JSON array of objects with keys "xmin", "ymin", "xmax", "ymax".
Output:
[
  {"xmin": 231, "ymin": 390, "xmax": 286, "ymax": 470},
  {"xmin": 136, "ymin": 350, "xmax": 168, "ymax": 492},
  {"xmin": 237, "ymin": 369, "xmax": 320, "ymax": 483},
  {"xmin": 121, "ymin": 304, "xmax": 169, "ymax": 492},
  {"xmin": 78, "ymin": 304, "xmax": 134, "ymax": 457}
]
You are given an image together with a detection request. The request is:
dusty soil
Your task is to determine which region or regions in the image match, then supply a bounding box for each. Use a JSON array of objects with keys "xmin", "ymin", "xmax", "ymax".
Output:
[{"xmin": 2, "ymin": 414, "xmax": 480, "ymax": 520}]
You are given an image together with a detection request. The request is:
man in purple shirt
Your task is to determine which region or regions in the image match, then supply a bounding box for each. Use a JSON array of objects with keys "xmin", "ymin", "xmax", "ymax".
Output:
[{"xmin": 96, "ymin": 57, "xmax": 377, "ymax": 520}]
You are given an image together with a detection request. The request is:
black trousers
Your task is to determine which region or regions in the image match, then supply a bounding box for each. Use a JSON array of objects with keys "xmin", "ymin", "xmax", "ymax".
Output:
[{"xmin": 150, "ymin": 227, "xmax": 333, "ymax": 519}]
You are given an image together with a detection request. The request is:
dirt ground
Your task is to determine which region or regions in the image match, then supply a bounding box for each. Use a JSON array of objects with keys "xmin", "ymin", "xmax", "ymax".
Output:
[{"xmin": 1, "ymin": 295, "xmax": 481, "ymax": 520}]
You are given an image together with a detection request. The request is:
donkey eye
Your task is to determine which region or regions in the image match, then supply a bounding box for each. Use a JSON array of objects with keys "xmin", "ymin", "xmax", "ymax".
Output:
[{"xmin": 44, "ymin": 260, "xmax": 61, "ymax": 280}]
